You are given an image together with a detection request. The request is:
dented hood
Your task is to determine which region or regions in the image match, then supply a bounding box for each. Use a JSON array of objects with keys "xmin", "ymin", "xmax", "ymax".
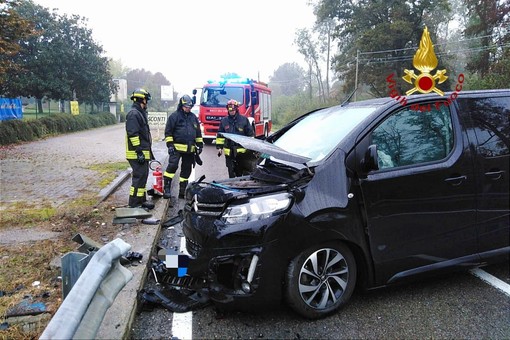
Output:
[{"xmin": 221, "ymin": 133, "xmax": 311, "ymax": 165}]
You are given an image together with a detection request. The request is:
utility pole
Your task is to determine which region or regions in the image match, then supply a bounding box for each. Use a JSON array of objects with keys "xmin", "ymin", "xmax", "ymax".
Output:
[{"xmin": 355, "ymin": 49, "xmax": 359, "ymax": 101}]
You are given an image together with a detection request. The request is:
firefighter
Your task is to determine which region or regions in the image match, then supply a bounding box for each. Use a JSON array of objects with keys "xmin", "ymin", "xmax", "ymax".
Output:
[
  {"xmin": 216, "ymin": 99, "xmax": 254, "ymax": 178},
  {"xmin": 163, "ymin": 94, "xmax": 203, "ymax": 199},
  {"xmin": 125, "ymin": 88, "xmax": 155, "ymax": 209}
]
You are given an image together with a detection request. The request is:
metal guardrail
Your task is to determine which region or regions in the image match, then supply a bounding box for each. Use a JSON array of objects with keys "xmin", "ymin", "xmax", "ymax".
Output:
[{"xmin": 40, "ymin": 238, "xmax": 133, "ymax": 340}]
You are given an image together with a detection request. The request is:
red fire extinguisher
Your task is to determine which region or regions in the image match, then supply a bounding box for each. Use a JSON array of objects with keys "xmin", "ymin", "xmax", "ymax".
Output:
[{"xmin": 150, "ymin": 160, "xmax": 163, "ymax": 196}]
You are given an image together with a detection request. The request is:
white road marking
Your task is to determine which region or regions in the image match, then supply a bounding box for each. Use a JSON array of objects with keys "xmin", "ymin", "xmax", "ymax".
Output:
[
  {"xmin": 172, "ymin": 311, "xmax": 193, "ymax": 340},
  {"xmin": 470, "ymin": 268, "xmax": 510, "ymax": 297},
  {"xmin": 172, "ymin": 170, "xmax": 195, "ymax": 339}
]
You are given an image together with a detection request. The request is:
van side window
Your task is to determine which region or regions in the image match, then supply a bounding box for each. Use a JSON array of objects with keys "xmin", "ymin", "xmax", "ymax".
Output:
[
  {"xmin": 372, "ymin": 104, "xmax": 454, "ymax": 169},
  {"xmin": 457, "ymin": 97, "xmax": 510, "ymax": 157}
]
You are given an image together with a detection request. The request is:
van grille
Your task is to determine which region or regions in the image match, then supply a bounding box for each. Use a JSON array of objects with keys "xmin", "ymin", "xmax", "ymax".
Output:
[
  {"xmin": 185, "ymin": 198, "xmax": 225, "ymax": 217},
  {"xmin": 186, "ymin": 237, "xmax": 201, "ymax": 257}
]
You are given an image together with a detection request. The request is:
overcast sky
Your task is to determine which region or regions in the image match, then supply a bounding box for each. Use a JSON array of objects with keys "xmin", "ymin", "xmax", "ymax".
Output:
[{"xmin": 34, "ymin": 0, "xmax": 316, "ymax": 95}]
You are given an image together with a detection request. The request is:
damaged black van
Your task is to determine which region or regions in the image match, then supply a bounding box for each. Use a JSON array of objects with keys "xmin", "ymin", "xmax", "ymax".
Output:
[{"xmin": 173, "ymin": 89, "xmax": 509, "ymax": 319}]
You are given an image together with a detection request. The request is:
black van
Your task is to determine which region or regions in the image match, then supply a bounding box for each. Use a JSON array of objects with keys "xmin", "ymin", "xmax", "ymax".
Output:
[{"xmin": 175, "ymin": 89, "xmax": 509, "ymax": 319}]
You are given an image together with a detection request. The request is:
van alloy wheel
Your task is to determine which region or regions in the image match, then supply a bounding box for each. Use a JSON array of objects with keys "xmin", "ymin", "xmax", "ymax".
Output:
[{"xmin": 285, "ymin": 242, "xmax": 356, "ymax": 319}]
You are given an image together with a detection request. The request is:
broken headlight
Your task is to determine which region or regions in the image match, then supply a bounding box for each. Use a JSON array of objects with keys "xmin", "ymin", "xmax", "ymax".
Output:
[{"xmin": 220, "ymin": 192, "xmax": 292, "ymax": 224}]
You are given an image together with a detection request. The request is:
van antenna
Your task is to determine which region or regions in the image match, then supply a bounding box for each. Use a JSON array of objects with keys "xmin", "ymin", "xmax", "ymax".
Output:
[{"xmin": 340, "ymin": 87, "xmax": 358, "ymax": 107}]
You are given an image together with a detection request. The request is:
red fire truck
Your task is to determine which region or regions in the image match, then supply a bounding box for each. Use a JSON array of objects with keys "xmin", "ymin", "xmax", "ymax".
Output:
[{"xmin": 193, "ymin": 77, "xmax": 272, "ymax": 144}]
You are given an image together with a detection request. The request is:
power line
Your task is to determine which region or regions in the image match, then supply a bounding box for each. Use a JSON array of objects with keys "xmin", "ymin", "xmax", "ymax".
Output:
[
  {"xmin": 357, "ymin": 43, "xmax": 509, "ymax": 64},
  {"xmin": 358, "ymin": 33, "xmax": 501, "ymax": 57}
]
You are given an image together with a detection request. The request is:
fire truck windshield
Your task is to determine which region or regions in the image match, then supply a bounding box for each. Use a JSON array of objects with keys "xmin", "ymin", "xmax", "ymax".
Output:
[{"xmin": 200, "ymin": 87, "xmax": 244, "ymax": 107}]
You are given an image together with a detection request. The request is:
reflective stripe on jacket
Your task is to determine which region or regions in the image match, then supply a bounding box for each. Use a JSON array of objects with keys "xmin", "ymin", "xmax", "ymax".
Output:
[
  {"xmin": 216, "ymin": 113, "xmax": 253, "ymax": 155},
  {"xmin": 125, "ymin": 103, "xmax": 152, "ymax": 160},
  {"xmin": 165, "ymin": 109, "xmax": 203, "ymax": 153}
]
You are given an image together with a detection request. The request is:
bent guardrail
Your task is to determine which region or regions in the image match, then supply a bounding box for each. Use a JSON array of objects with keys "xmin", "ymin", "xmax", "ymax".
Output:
[{"xmin": 40, "ymin": 238, "xmax": 133, "ymax": 340}]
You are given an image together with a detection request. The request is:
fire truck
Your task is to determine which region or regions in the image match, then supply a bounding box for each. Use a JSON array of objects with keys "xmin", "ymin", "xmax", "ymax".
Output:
[{"xmin": 192, "ymin": 77, "xmax": 272, "ymax": 144}]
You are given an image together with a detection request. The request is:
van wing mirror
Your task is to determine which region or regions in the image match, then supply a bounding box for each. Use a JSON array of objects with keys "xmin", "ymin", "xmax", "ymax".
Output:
[{"xmin": 361, "ymin": 144, "xmax": 379, "ymax": 172}]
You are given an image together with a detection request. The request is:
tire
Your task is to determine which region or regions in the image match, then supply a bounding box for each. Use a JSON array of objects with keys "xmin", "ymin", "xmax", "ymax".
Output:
[{"xmin": 285, "ymin": 242, "xmax": 356, "ymax": 319}]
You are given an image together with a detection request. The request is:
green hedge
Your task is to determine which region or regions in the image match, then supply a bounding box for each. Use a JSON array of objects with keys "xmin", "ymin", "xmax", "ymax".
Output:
[{"xmin": 0, "ymin": 112, "xmax": 118, "ymax": 146}]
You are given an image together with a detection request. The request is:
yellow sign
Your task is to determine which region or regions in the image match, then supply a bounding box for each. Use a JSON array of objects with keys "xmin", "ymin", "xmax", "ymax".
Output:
[
  {"xmin": 402, "ymin": 27, "xmax": 448, "ymax": 96},
  {"xmin": 70, "ymin": 101, "xmax": 80, "ymax": 115}
]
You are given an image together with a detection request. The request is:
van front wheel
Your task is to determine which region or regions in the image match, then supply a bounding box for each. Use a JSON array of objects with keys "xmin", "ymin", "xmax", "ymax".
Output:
[{"xmin": 285, "ymin": 242, "xmax": 356, "ymax": 319}]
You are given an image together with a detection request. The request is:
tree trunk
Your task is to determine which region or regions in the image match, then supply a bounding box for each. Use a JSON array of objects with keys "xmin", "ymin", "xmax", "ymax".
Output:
[
  {"xmin": 37, "ymin": 98, "xmax": 43, "ymax": 114},
  {"xmin": 308, "ymin": 61, "xmax": 313, "ymax": 100}
]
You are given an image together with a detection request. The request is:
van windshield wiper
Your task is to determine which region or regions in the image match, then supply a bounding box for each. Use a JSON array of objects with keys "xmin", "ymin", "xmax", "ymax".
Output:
[{"xmin": 341, "ymin": 87, "xmax": 358, "ymax": 106}]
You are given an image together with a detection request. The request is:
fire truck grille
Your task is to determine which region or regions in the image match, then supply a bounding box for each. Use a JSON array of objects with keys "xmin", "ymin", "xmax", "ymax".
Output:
[{"xmin": 205, "ymin": 115, "xmax": 223, "ymax": 121}]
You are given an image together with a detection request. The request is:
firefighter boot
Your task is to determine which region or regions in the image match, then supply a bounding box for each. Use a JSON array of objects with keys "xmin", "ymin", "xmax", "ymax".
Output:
[
  {"xmin": 178, "ymin": 181, "xmax": 188, "ymax": 199},
  {"xmin": 163, "ymin": 178, "xmax": 172, "ymax": 199},
  {"xmin": 141, "ymin": 195, "xmax": 155, "ymax": 210},
  {"xmin": 128, "ymin": 196, "xmax": 141, "ymax": 208}
]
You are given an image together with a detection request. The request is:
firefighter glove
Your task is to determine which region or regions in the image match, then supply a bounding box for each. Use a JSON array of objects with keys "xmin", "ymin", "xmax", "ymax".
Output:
[
  {"xmin": 197, "ymin": 147, "xmax": 203, "ymax": 155},
  {"xmin": 168, "ymin": 145, "xmax": 175, "ymax": 155},
  {"xmin": 136, "ymin": 150, "xmax": 145, "ymax": 164}
]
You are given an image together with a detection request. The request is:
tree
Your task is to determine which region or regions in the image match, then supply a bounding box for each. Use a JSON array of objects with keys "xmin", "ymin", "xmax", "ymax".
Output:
[
  {"xmin": 126, "ymin": 68, "xmax": 172, "ymax": 111},
  {"xmin": 61, "ymin": 14, "xmax": 115, "ymax": 107},
  {"xmin": 313, "ymin": 0, "xmax": 451, "ymax": 98},
  {"xmin": 3, "ymin": 0, "xmax": 115, "ymax": 112},
  {"xmin": 269, "ymin": 62, "xmax": 306, "ymax": 97},
  {"xmin": 313, "ymin": 18, "xmax": 335, "ymax": 98},
  {"xmin": 463, "ymin": 0, "xmax": 510, "ymax": 78},
  {"xmin": 295, "ymin": 28, "xmax": 326, "ymax": 102},
  {"xmin": 109, "ymin": 58, "xmax": 131, "ymax": 78},
  {"xmin": 0, "ymin": 0, "xmax": 36, "ymax": 92},
  {"xmin": 4, "ymin": 0, "xmax": 61, "ymax": 112}
]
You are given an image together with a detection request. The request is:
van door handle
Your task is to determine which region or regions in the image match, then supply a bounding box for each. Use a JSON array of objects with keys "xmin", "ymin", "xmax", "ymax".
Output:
[
  {"xmin": 444, "ymin": 175, "xmax": 467, "ymax": 186},
  {"xmin": 485, "ymin": 170, "xmax": 504, "ymax": 180}
]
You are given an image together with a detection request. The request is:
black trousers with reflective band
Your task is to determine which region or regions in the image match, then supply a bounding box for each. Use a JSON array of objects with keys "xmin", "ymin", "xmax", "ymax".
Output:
[
  {"xmin": 165, "ymin": 152, "xmax": 194, "ymax": 181},
  {"xmin": 128, "ymin": 159, "xmax": 149, "ymax": 207}
]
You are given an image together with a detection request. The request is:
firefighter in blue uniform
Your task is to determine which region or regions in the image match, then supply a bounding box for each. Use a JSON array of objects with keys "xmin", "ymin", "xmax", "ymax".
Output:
[
  {"xmin": 163, "ymin": 94, "xmax": 203, "ymax": 199},
  {"xmin": 125, "ymin": 88, "xmax": 155, "ymax": 209},
  {"xmin": 216, "ymin": 99, "xmax": 254, "ymax": 178}
]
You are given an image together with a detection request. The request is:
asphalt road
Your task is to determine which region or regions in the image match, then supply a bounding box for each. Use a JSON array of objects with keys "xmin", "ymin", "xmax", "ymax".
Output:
[{"xmin": 130, "ymin": 144, "xmax": 510, "ymax": 339}]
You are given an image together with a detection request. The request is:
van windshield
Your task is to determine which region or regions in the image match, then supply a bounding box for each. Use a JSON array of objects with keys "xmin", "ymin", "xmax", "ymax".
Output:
[{"xmin": 273, "ymin": 106, "xmax": 377, "ymax": 162}]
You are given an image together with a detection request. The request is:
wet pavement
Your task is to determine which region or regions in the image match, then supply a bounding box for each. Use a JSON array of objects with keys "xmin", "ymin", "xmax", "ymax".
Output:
[
  {"xmin": 0, "ymin": 123, "xmax": 171, "ymax": 339},
  {"xmin": 0, "ymin": 124, "xmax": 128, "ymax": 208}
]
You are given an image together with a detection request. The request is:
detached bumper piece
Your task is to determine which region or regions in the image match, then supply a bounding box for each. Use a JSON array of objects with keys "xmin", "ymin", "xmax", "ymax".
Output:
[{"xmin": 138, "ymin": 287, "xmax": 209, "ymax": 313}]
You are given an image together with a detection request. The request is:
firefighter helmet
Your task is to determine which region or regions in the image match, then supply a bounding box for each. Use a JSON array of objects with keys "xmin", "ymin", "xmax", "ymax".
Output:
[
  {"xmin": 130, "ymin": 88, "xmax": 152, "ymax": 102},
  {"xmin": 179, "ymin": 94, "xmax": 194, "ymax": 108},
  {"xmin": 226, "ymin": 99, "xmax": 239, "ymax": 112}
]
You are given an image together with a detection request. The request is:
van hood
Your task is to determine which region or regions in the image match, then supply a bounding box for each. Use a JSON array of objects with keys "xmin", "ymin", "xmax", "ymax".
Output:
[
  {"xmin": 221, "ymin": 133, "xmax": 311, "ymax": 165},
  {"xmin": 210, "ymin": 134, "xmax": 350, "ymax": 216}
]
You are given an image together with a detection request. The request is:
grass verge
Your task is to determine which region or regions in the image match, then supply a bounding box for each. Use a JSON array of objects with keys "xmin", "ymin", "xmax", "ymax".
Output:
[
  {"xmin": 0, "ymin": 161, "xmax": 130, "ymax": 338},
  {"xmin": 88, "ymin": 162, "xmax": 129, "ymax": 188}
]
